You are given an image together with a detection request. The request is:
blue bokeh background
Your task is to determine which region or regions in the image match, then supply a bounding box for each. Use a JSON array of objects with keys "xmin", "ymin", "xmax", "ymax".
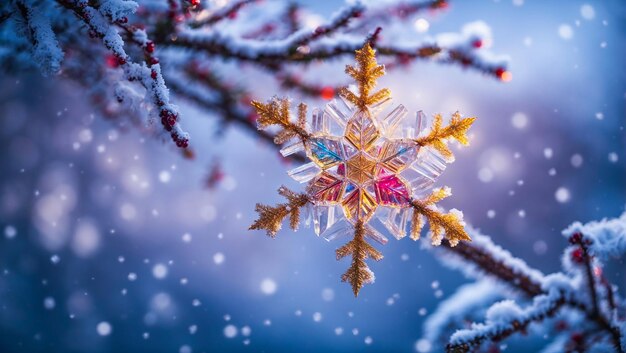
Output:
[{"xmin": 0, "ymin": 0, "xmax": 624, "ymax": 352}]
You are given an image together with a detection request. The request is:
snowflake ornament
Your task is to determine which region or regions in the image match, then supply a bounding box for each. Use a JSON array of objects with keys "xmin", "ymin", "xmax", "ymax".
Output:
[{"xmin": 250, "ymin": 44, "xmax": 475, "ymax": 296}]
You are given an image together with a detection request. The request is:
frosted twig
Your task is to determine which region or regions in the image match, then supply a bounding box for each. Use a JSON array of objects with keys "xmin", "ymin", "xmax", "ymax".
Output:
[
  {"xmin": 191, "ymin": 0, "xmax": 257, "ymax": 28},
  {"xmin": 57, "ymin": 0, "xmax": 189, "ymax": 148},
  {"xmin": 426, "ymin": 214, "xmax": 626, "ymax": 353},
  {"xmin": 15, "ymin": 0, "xmax": 64, "ymax": 75}
]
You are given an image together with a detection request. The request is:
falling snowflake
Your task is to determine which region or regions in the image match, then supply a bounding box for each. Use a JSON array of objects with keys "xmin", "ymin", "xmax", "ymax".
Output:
[{"xmin": 250, "ymin": 44, "xmax": 475, "ymax": 296}]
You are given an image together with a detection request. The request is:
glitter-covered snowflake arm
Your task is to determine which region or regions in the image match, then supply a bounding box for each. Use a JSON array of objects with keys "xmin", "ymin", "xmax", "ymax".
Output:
[
  {"xmin": 403, "ymin": 110, "xmax": 475, "ymax": 246},
  {"xmin": 335, "ymin": 221, "xmax": 384, "ymax": 296},
  {"xmin": 409, "ymin": 187, "xmax": 471, "ymax": 246},
  {"xmin": 338, "ymin": 43, "xmax": 390, "ymax": 110},
  {"xmin": 249, "ymin": 186, "xmax": 311, "ymax": 237},
  {"xmin": 247, "ymin": 97, "xmax": 314, "ymax": 236},
  {"xmin": 416, "ymin": 112, "xmax": 476, "ymax": 162},
  {"xmin": 251, "ymin": 97, "xmax": 311, "ymax": 144}
]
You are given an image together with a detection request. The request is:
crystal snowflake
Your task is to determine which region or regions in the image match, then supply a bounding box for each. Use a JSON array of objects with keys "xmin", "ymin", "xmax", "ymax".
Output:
[{"xmin": 250, "ymin": 44, "xmax": 475, "ymax": 296}]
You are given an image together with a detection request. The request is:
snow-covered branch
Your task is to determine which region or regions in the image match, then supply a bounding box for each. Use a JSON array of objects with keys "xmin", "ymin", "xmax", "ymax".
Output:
[
  {"xmin": 424, "ymin": 212, "xmax": 626, "ymax": 352},
  {"xmin": 15, "ymin": 0, "xmax": 64, "ymax": 75},
  {"xmin": 57, "ymin": 0, "xmax": 190, "ymax": 148},
  {"xmin": 0, "ymin": 0, "xmax": 509, "ymax": 154},
  {"xmin": 448, "ymin": 294, "xmax": 566, "ymax": 352}
]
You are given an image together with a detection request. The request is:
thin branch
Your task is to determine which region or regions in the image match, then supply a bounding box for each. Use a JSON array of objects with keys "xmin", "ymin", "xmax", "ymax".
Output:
[
  {"xmin": 191, "ymin": 0, "xmax": 257, "ymax": 28},
  {"xmin": 578, "ymin": 236, "xmax": 601, "ymax": 316},
  {"xmin": 57, "ymin": 0, "xmax": 189, "ymax": 148},
  {"xmin": 440, "ymin": 235, "xmax": 624, "ymax": 352},
  {"xmin": 0, "ymin": 10, "xmax": 12, "ymax": 25},
  {"xmin": 443, "ymin": 239, "xmax": 543, "ymax": 297},
  {"xmin": 167, "ymin": 76, "xmax": 306, "ymax": 163},
  {"xmin": 446, "ymin": 296, "xmax": 566, "ymax": 353}
]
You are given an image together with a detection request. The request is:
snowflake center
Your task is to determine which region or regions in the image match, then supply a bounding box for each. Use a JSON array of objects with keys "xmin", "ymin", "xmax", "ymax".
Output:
[{"xmin": 345, "ymin": 153, "xmax": 377, "ymax": 186}]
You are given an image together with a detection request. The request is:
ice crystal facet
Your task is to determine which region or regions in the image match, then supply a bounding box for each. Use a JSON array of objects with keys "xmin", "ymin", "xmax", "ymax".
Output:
[{"xmin": 250, "ymin": 43, "xmax": 476, "ymax": 296}]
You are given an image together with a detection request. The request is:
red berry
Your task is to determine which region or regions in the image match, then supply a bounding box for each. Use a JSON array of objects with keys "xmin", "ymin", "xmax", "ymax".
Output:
[
  {"xmin": 106, "ymin": 55, "xmax": 118, "ymax": 68},
  {"xmin": 435, "ymin": 0, "xmax": 448, "ymax": 9},
  {"xmin": 150, "ymin": 57, "xmax": 159, "ymax": 65},
  {"xmin": 118, "ymin": 17, "xmax": 128, "ymax": 24},
  {"xmin": 569, "ymin": 232, "xmax": 583, "ymax": 244},
  {"xmin": 472, "ymin": 39, "xmax": 483, "ymax": 48},
  {"xmin": 320, "ymin": 86, "xmax": 334, "ymax": 100},
  {"xmin": 151, "ymin": 70, "xmax": 157, "ymax": 80},
  {"xmin": 228, "ymin": 11, "xmax": 237, "ymax": 19},
  {"xmin": 555, "ymin": 320, "xmax": 568, "ymax": 331},
  {"xmin": 594, "ymin": 266, "xmax": 602, "ymax": 277},
  {"xmin": 117, "ymin": 56, "xmax": 127, "ymax": 65},
  {"xmin": 571, "ymin": 332, "xmax": 584, "ymax": 344},
  {"xmin": 571, "ymin": 248, "xmax": 584, "ymax": 263},
  {"xmin": 167, "ymin": 116, "xmax": 177, "ymax": 127},
  {"xmin": 487, "ymin": 345, "xmax": 500, "ymax": 353},
  {"xmin": 145, "ymin": 41, "xmax": 155, "ymax": 53},
  {"xmin": 495, "ymin": 68, "xmax": 512, "ymax": 82}
]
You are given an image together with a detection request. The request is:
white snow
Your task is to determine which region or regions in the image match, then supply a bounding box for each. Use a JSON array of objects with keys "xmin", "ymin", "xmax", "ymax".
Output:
[
  {"xmin": 422, "ymin": 280, "xmax": 504, "ymax": 344},
  {"xmin": 97, "ymin": 322, "xmax": 112, "ymax": 336},
  {"xmin": 555, "ymin": 187, "xmax": 571, "ymax": 203},
  {"xmin": 98, "ymin": 0, "xmax": 138, "ymax": 22},
  {"xmin": 152, "ymin": 263, "xmax": 168, "ymax": 279},
  {"xmin": 511, "ymin": 112, "xmax": 528, "ymax": 129},
  {"xmin": 213, "ymin": 252, "xmax": 225, "ymax": 265},
  {"xmin": 19, "ymin": 0, "xmax": 64, "ymax": 75},
  {"xmin": 260, "ymin": 278, "xmax": 277, "ymax": 295},
  {"xmin": 223, "ymin": 325, "xmax": 237, "ymax": 338},
  {"xmin": 563, "ymin": 210, "xmax": 626, "ymax": 260},
  {"xmin": 558, "ymin": 24, "xmax": 574, "ymax": 40}
]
